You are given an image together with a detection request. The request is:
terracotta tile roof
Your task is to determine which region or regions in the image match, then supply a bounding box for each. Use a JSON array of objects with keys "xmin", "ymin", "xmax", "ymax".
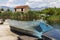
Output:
[{"xmin": 15, "ymin": 5, "xmax": 29, "ymax": 9}]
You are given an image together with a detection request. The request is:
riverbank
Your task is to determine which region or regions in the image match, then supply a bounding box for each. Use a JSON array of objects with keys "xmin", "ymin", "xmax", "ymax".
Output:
[
  {"xmin": 0, "ymin": 24, "xmax": 18, "ymax": 40},
  {"xmin": 47, "ymin": 15, "xmax": 60, "ymax": 25}
]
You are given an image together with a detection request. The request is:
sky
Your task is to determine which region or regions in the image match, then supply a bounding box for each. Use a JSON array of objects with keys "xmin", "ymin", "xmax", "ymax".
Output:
[{"xmin": 0, "ymin": 0, "xmax": 60, "ymax": 8}]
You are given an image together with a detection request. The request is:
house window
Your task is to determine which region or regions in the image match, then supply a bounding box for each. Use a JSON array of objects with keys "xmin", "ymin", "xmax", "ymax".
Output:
[
  {"xmin": 15, "ymin": 8, "xmax": 16, "ymax": 11},
  {"xmin": 21, "ymin": 8, "xmax": 23, "ymax": 11}
]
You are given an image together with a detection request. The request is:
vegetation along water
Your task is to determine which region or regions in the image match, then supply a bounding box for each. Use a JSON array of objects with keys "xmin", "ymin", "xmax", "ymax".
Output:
[{"xmin": 0, "ymin": 7, "xmax": 60, "ymax": 26}]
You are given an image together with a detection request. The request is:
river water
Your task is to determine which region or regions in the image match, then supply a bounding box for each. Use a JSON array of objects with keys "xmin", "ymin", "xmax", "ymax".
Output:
[{"xmin": 51, "ymin": 24, "xmax": 60, "ymax": 29}]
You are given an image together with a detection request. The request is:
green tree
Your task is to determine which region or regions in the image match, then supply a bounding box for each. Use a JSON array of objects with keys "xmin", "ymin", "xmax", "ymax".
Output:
[
  {"xmin": 1, "ymin": 8, "xmax": 4, "ymax": 11},
  {"xmin": 7, "ymin": 9, "xmax": 11, "ymax": 12}
]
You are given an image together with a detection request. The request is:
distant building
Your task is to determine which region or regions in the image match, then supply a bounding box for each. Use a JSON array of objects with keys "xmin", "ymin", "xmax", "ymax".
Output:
[{"xmin": 14, "ymin": 5, "xmax": 30, "ymax": 13}]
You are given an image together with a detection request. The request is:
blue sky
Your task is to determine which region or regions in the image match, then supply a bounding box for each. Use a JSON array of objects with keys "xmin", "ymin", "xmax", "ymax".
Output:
[{"xmin": 0, "ymin": 0, "xmax": 60, "ymax": 8}]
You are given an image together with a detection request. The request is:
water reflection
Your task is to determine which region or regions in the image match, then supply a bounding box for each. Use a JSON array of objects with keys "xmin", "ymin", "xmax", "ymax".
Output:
[
  {"xmin": 47, "ymin": 20, "xmax": 60, "ymax": 29},
  {"xmin": 52, "ymin": 24, "xmax": 60, "ymax": 29}
]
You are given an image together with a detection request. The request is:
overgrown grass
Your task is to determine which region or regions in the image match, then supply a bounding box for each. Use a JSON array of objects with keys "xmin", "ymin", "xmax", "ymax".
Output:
[{"xmin": 0, "ymin": 11, "xmax": 41, "ymax": 21}]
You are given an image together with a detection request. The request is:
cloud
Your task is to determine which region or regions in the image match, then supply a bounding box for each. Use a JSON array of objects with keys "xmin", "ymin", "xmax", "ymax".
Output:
[
  {"xmin": 43, "ymin": 0, "xmax": 60, "ymax": 8},
  {"xmin": 26, "ymin": 0, "xmax": 60, "ymax": 8},
  {"xmin": 8, "ymin": 0, "xmax": 14, "ymax": 3},
  {"xmin": 0, "ymin": 0, "xmax": 60, "ymax": 8},
  {"xmin": 6, "ymin": 0, "xmax": 28, "ymax": 7},
  {"xmin": 49, "ymin": 2, "xmax": 60, "ymax": 8},
  {"xmin": 25, "ymin": 0, "xmax": 48, "ymax": 8},
  {"xmin": 28, "ymin": 0, "xmax": 44, "ymax": 2},
  {"xmin": 0, "ymin": 0, "xmax": 8, "ymax": 2},
  {"xmin": 5, "ymin": 0, "xmax": 14, "ymax": 7}
]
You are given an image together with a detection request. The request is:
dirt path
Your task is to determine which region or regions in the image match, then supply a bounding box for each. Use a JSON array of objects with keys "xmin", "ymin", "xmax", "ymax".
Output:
[{"xmin": 0, "ymin": 24, "xmax": 18, "ymax": 40}]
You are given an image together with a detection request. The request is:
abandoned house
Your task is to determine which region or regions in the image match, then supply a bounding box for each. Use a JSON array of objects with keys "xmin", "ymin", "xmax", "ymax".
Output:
[{"xmin": 14, "ymin": 5, "xmax": 30, "ymax": 13}]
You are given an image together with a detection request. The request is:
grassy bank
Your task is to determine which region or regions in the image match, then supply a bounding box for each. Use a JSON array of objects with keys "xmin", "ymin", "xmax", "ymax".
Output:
[
  {"xmin": 41, "ymin": 8, "xmax": 60, "ymax": 24},
  {"xmin": 47, "ymin": 15, "xmax": 60, "ymax": 24},
  {"xmin": 0, "ymin": 11, "xmax": 41, "ymax": 21}
]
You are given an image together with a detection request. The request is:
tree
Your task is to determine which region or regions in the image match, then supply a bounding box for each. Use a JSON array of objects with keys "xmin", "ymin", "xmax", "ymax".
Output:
[
  {"xmin": 1, "ymin": 8, "xmax": 4, "ymax": 11},
  {"xmin": 7, "ymin": 9, "xmax": 11, "ymax": 11}
]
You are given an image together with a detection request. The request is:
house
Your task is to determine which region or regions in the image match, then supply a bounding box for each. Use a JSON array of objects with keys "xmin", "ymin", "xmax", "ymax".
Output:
[{"xmin": 14, "ymin": 5, "xmax": 30, "ymax": 13}]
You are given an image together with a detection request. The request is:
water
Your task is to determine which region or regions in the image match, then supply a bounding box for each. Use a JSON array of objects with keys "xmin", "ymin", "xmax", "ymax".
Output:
[
  {"xmin": 47, "ymin": 20, "xmax": 60, "ymax": 29},
  {"xmin": 52, "ymin": 24, "xmax": 60, "ymax": 29}
]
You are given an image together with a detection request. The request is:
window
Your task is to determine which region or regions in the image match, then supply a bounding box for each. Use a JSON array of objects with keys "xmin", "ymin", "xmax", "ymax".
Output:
[{"xmin": 21, "ymin": 8, "xmax": 23, "ymax": 11}]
